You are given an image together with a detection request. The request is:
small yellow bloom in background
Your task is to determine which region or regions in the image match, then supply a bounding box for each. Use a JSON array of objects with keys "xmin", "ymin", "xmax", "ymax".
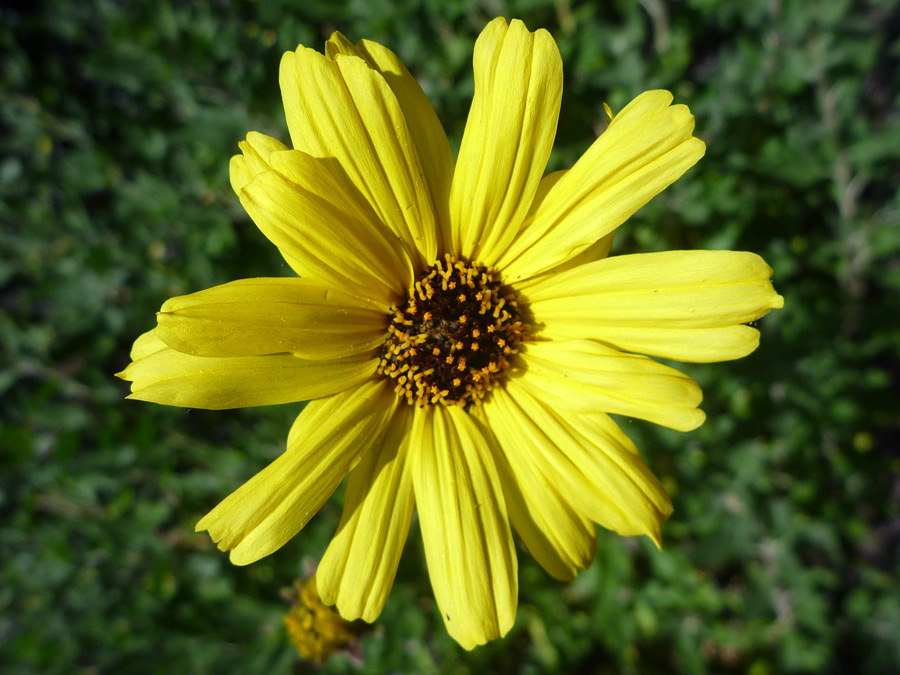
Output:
[
  {"xmin": 118, "ymin": 17, "xmax": 783, "ymax": 649},
  {"xmin": 282, "ymin": 576, "xmax": 368, "ymax": 664}
]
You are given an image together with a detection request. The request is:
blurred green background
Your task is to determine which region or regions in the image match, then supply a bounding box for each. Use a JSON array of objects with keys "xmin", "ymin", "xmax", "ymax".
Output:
[{"xmin": 2, "ymin": 0, "xmax": 899, "ymax": 673}]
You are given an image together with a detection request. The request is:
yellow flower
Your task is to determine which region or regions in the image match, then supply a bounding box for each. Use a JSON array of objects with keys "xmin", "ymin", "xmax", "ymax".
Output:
[
  {"xmin": 282, "ymin": 576, "xmax": 368, "ymax": 663},
  {"xmin": 118, "ymin": 18, "xmax": 783, "ymax": 649}
]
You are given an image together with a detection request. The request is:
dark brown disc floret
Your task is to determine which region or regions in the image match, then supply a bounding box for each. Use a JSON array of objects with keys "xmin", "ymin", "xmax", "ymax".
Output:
[{"xmin": 378, "ymin": 254, "xmax": 528, "ymax": 408}]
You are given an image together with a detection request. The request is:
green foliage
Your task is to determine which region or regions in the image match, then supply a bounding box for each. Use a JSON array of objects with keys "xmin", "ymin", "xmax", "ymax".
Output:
[{"xmin": 2, "ymin": 0, "xmax": 898, "ymax": 672}]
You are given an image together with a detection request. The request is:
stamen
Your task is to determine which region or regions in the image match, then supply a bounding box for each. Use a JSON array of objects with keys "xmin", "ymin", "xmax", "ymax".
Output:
[{"xmin": 377, "ymin": 254, "xmax": 528, "ymax": 408}]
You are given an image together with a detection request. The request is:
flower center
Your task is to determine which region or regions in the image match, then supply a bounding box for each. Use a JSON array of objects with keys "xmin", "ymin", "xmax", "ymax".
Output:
[{"xmin": 378, "ymin": 254, "xmax": 527, "ymax": 408}]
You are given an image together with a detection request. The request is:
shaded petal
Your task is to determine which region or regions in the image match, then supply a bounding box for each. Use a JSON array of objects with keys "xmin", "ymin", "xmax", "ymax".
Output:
[
  {"xmin": 280, "ymin": 46, "xmax": 438, "ymax": 265},
  {"xmin": 196, "ymin": 379, "xmax": 397, "ymax": 564},
  {"xmin": 449, "ymin": 17, "xmax": 563, "ymax": 264},
  {"xmin": 326, "ymin": 32, "xmax": 454, "ymax": 252},
  {"xmin": 117, "ymin": 330, "xmax": 377, "ymax": 409},
  {"xmin": 317, "ymin": 405, "xmax": 414, "ymax": 622},
  {"xmin": 527, "ymin": 169, "xmax": 567, "ymax": 217},
  {"xmin": 525, "ymin": 250, "xmax": 785, "ymax": 362},
  {"xmin": 499, "ymin": 91, "xmax": 705, "ymax": 282},
  {"xmin": 471, "ymin": 402, "xmax": 596, "ymax": 581},
  {"xmin": 516, "ymin": 339, "xmax": 705, "ymax": 432},
  {"xmin": 412, "ymin": 405, "xmax": 517, "ymax": 650},
  {"xmin": 494, "ymin": 380, "xmax": 672, "ymax": 547},
  {"xmin": 156, "ymin": 278, "xmax": 387, "ymax": 360},
  {"xmin": 240, "ymin": 151, "xmax": 414, "ymax": 304}
]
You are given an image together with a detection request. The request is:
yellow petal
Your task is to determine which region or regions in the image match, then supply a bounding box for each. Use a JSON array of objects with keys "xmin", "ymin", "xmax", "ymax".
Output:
[
  {"xmin": 280, "ymin": 46, "xmax": 438, "ymax": 265},
  {"xmin": 266, "ymin": 149, "xmax": 416, "ymax": 293},
  {"xmin": 449, "ymin": 17, "xmax": 563, "ymax": 264},
  {"xmin": 316, "ymin": 405, "xmax": 414, "ymax": 623},
  {"xmin": 118, "ymin": 340, "xmax": 377, "ymax": 410},
  {"xmin": 196, "ymin": 379, "xmax": 397, "ymax": 564},
  {"xmin": 499, "ymin": 90, "xmax": 705, "ymax": 282},
  {"xmin": 229, "ymin": 132, "xmax": 314, "ymax": 279},
  {"xmin": 156, "ymin": 277, "xmax": 387, "ymax": 360},
  {"xmin": 229, "ymin": 131, "xmax": 290, "ymax": 196},
  {"xmin": 471, "ymin": 403, "xmax": 596, "ymax": 581},
  {"xmin": 526, "ymin": 250, "xmax": 785, "ymax": 362},
  {"xmin": 512, "ymin": 171, "xmax": 616, "ymax": 283},
  {"xmin": 412, "ymin": 405, "xmax": 517, "ymax": 650},
  {"xmin": 240, "ymin": 153, "xmax": 414, "ymax": 304},
  {"xmin": 516, "ymin": 339, "xmax": 705, "ymax": 432},
  {"xmin": 496, "ymin": 380, "xmax": 672, "ymax": 547},
  {"xmin": 325, "ymin": 32, "xmax": 454, "ymax": 252},
  {"xmin": 128, "ymin": 329, "xmax": 166, "ymax": 361}
]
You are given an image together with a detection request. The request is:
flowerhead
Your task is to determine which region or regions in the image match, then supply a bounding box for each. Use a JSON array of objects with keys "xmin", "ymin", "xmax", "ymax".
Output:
[
  {"xmin": 282, "ymin": 577, "xmax": 368, "ymax": 663},
  {"xmin": 118, "ymin": 17, "xmax": 783, "ymax": 649}
]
